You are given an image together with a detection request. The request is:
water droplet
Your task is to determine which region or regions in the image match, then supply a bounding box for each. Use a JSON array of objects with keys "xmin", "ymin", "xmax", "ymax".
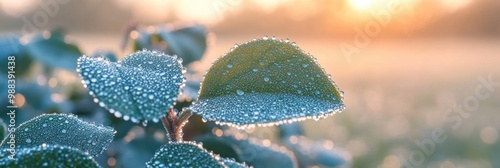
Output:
[
  {"xmin": 252, "ymin": 68, "xmax": 258, "ymax": 72},
  {"xmin": 90, "ymin": 78, "xmax": 97, "ymax": 82},
  {"xmin": 42, "ymin": 123, "xmax": 47, "ymax": 127},
  {"xmin": 227, "ymin": 64, "xmax": 233, "ymax": 68},
  {"xmin": 26, "ymin": 138, "xmax": 32, "ymax": 143},
  {"xmin": 149, "ymin": 95, "xmax": 155, "ymax": 99},
  {"xmin": 264, "ymin": 77, "xmax": 270, "ymax": 82},
  {"xmin": 302, "ymin": 63, "xmax": 309, "ymax": 68},
  {"xmin": 62, "ymin": 129, "xmax": 67, "ymax": 133},
  {"xmin": 236, "ymin": 89, "xmax": 244, "ymax": 96}
]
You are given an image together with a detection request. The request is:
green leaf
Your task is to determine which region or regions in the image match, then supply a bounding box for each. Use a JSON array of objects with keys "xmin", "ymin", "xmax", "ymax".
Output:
[
  {"xmin": 25, "ymin": 30, "xmax": 83, "ymax": 71},
  {"xmin": 0, "ymin": 114, "xmax": 115, "ymax": 156},
  {"xmin": 220, "ymin": 157, "xmax": 250, "ymax": 168},
  {"xmin": 0, "ymin": 145, "xmax": 100, "ymax": 168},
  {"xmin": 77, "ymin": 50, "xmax": 184, "ymax": 122},
  {"xmin": 282, "ymin": 135, "xmax": 350, "ymax": 167},
  {"xmin": 196, "ymin": 134, "xmax": 297, "ymax": 168},
  {"xmin": 0, "ymin": 119, "xmax": 6, "ymax": 140},
  {"xmin": 146, "ymin": 141, "xmax": 224, "ymax": 168},
  {"xmin": 191, "ymin": 37, "xmax": 345, "ymax": 128},
  {"xmin": 159, "ymin": 26, "xmax": 207, "ymax": 66},
  {"xmin": 0, "ymin": 35, "xmax": 33, "ymax": 76}
]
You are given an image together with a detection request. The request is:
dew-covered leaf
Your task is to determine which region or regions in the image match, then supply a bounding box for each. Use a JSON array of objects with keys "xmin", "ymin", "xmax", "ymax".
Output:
[
  {"xmin": 196, "ymin": 134, "xmax": 297, "ymax": 168},
  {"xmin": 191, "ymin": 37, "xmax": 345, "ymax": 128},
  {"xmin": 220, "ymin": 157, "xmax": 251, "ymax": 168},
  {"xmin": 0, "ymin": 114, "xmax": 115, "ymax": 156},
  {"xmin": 25, "ymin": 30, "xmax": 83, "ymax": 71},
  {"xmin": 146, "ymin": 141, "xmax": 224, "ymax": 168},
  {"xmin": 0, "ymin": 145, "xmax": 100, "ymax": 168},
  {"xmin": 159, "ymin": 25, "xmax": 207, "ymax": 66},
  {"xmin": 77, "ymin": 50, "xmax": 184, "ymax": 122}
]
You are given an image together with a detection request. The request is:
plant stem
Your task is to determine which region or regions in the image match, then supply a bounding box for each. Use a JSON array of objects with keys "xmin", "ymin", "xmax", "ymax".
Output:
[{"xmin": 161, "ymin": 108, "xmax": 192, "ymax": 142}]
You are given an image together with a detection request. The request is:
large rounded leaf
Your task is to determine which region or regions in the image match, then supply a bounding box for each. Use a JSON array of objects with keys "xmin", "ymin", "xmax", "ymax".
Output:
[
  {"xmin": 146, "ymin": 141, "xmax": 224, "ymax": 168},
  {"xmin": 77, "ymin": 50, "xmax": 184, "ymax": 122},
  {"xmin": 191, "ymin": 37, "xmax": 345, "ymax": 128},
  {"xmin": 0, "ymin": 114, "xmax": 115, "ymax": 156},
  {"xmin": 0, "ymin": 145, "xmax": 100, "ymax": 168}
]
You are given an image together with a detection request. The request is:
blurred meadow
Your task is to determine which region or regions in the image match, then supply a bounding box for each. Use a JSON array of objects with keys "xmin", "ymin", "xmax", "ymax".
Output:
[{"xmin": 1, "ymin": 0, "xmax": 500, "ymax": 167}]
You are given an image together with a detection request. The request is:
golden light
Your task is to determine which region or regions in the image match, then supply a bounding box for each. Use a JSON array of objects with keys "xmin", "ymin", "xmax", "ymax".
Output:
[
  {"xmin": 14, "ymin": 93, "xmax": 26, "ymax": 108},
  {"xmin": 348, "ymin": 0, "xmax": 376, "ymax": 10}
]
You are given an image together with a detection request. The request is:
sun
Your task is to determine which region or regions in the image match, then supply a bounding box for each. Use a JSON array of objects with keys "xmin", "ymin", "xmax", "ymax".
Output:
[{"xmin": 348, "ymin": 0, "xmax": 376, "ymax": 10}]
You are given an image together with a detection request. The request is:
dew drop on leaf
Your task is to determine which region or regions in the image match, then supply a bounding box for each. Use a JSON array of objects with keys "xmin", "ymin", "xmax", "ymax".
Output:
[
  {"xmin": 146, "ymin": 141, "xmax": 224, "ymax": 168},
  {"xmin": 0, "ymin": 114, "xmax": 115, "ymax": 156},
  {"xmin": 0, "ymin": 145, "xmax": 100, "ymax": 168},
  {"xmin": 77, "ymin": 50, "xmax": 184, "ymax": 122},
  {"xmin": 236, "ymin": 89, "xmax": 244, "ymax": 96}
]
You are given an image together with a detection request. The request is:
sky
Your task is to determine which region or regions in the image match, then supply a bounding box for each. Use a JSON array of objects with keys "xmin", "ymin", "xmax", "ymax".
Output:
[{"xmin": 0, "ymin": 0, "xmax": 499, "ymax": 38}]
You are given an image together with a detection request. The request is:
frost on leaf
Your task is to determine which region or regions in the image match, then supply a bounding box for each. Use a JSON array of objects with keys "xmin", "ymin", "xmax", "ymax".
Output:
[
  {"xmin": 191, "ymin": 37, "xmax": 345, "ymax": 128},
  {"xmin": 146, "ymin": 141, "xmax": 224, "ymax": 168},
  {"xmin": 220, "ymin": 157, "xmax": 251, "ymax": 168},
  {"xmin": 0, "ymin": 114, "xmax": 114, "ymax": 156},
  {"xmin": 77, "ymin": 50, "xmax": 184, "ymax": 122},
  {"xmin": 0, "ymin": 145, "xmax": 100, "ymax": 168}
]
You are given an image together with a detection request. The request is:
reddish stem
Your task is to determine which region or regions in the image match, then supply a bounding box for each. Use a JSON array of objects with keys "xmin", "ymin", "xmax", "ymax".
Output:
[{"xmin": 161, "ymin": 108, "xmax": 192, "ymax": 142}]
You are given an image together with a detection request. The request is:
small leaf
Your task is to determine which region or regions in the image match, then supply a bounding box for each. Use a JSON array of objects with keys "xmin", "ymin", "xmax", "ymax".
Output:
[
  {"xmin": 191, "ymin": 37, "xmax": 345, "ymax": 128},
  {"xmin": 220, "ymin": 157, "xmax": 251, "ymax": 168},
  {"xmin": 77, "ymin": 50, "xmax": 184, "ymax": 122},
  {"xmin": 159, "ymin": 25, "xmax": 207, "ymax": 65},
  {"xmin": 25, "ymin": 30, "xmax": 83, "ymax": 71},
  {"xmin": 0, "ymin": 145, "xmax": 100, "ymax": 168},
  {"xmin": 146, "ymin": 141, "xmax": 224, "ymax": 168},
  {"xmin": 0, "ymin": 114, "xmax": 115, "ymax": 156}
]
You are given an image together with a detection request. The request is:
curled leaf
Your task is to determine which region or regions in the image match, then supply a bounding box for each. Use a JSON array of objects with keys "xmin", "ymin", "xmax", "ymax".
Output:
[
  {"xmin": 77, "ymin": 50, "xmax": 184, "ymax": 122},
  {"xmin": 0, "ymin": 145, "xmax": 100, "ymax": 168},
  {"xmin": 0, "ymin": 114, "xmax": 115, "ymax": 156},
  {"xmin": 191, "ymin": 37, "xmax": 345, "ymax": 129},
  {"xmin": 146, "ymin": 141, "xmax": 224, "ymax": 168}
]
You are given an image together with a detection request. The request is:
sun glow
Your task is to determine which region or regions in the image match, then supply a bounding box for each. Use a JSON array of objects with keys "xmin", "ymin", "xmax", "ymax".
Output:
[{"xmin": 348, "ymin": 0, "xmax": 376, "ymax": 10}]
